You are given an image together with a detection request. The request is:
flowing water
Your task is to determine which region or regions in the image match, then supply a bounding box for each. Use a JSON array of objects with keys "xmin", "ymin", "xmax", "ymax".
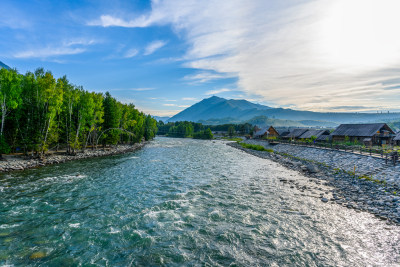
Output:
[{"xmin": 0, "ymin": 137, "xmax": 399, "ymax": 266}]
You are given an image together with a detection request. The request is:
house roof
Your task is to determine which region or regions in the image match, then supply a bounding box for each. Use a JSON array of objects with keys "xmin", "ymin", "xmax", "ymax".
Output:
[
  {"xmin": 281, "ymin": 128, "xmax": 308, "ymax": 138},
  {"xmin": 331, "ymin": 123, "xmax": 394, "ymax": 137},
  {"xmin": 394, "ymin": 132, "xmax": 400, "ymax": 141},
  {"xmin": 299, "ymin": 129, "xmax": 330, "ymax": 139},
  {"xmin": 316, "ymin": 134, "xmax": 331, "ymax": 141},
  {"xmin": 253, "ymin": 128, "xmax": 268, "ymax": 137}
]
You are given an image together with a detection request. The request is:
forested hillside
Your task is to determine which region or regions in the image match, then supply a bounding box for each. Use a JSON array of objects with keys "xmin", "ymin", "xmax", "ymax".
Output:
[{"xmin": 0, "ymin": 68, "xmax": 157, "ymax": 157}]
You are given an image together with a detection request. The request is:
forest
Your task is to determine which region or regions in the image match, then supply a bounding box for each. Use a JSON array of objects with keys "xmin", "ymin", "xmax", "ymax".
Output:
[
  {"xmin": 0, "ymin": 68, "xmax": 158, "ymax": 157},
  {"xmin": 156, "ymin": 121, "xmax": 213, "ymax": 139}
]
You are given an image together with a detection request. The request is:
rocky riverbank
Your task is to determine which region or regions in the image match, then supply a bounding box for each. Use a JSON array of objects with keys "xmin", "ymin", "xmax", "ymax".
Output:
[
  {"xmin": 0, "ymin": 142, "xmax": 147, "ymax": 172},
  {"xmin": 228, "ymin": 141, "xmax": 400, "ymax": 225}
]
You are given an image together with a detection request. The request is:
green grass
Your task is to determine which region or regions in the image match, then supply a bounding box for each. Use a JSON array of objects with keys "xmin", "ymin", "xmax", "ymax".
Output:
[
  {"xmin": 222, "ymin": 137, "xmax": 243, "ymax": 142},
  {"xmin": 238, "ymin": 142, "xmax": 274, "ymax": 152}
]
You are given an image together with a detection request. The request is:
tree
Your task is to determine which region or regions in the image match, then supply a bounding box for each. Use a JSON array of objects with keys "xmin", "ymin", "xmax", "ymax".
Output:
[
  {"xmin": 144, "ymin": 115, "xmax": 157, "ymax": 140},
  {"xmin": 102, "ymin": 92, "xmax": 121, "ymax": 145},
  {"xmin": 228, "ymin": 126, "xmax": 236, "ymax": 137},
  {"xmin": 0, "ymin": 69, "xmax": 21, "ymax": 156}
]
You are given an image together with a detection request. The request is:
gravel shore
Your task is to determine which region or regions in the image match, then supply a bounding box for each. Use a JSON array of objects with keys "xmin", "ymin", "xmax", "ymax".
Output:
[
  {"xmin": 228, "ymin": 141, "xmax": 400, "ymax": 225},
  {"xmin": 0, "ymin": 142, "xmax": 147, "ymax": 172}
]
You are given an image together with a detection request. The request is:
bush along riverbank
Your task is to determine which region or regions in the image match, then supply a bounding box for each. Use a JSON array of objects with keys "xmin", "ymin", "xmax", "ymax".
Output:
[
  {"xmin": 0, "ymin": 142, "xmax": 147, "ymax": 172},
  {"xmin": 229, "ymin": 141, "xmax": 400, "ymax": 225}
]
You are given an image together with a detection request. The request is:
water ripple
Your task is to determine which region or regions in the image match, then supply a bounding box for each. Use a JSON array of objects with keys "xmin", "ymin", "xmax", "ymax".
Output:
[{"xmin": 0, "ymin": 137, "xmax": 399, "ymax": 265}]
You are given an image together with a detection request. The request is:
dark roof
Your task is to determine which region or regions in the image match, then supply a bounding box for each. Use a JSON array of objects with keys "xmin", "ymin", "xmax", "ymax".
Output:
[
  {"xmin": 394, "ymin": 132, "xmax": 400, "ymax": 141},
  {"xmin": 279, "ymin": 131, "xmax": 290, "ymax": 137},
  {"xmin": 331, "ymin": 123, "xmax": 394, "ymax": 137},
  {"xmin": 281, "ymin": 128, "xmax": 308, "ymax": 138},
  {"xmin": 253, "ymin": 128, "xmax": 268, "ymax": 137},
  {"xmin": 316, "ymin": 134, "xmax": 331, "ymax": 141},
  {"xmin": 299, "ymin": 129, "xmax": 330, "ymax": 139}
]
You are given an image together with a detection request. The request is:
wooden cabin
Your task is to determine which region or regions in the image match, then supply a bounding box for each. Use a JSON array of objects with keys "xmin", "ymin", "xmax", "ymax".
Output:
[
  {"xmin": 393, "ymin": 132, "xmax": 400, "ymax": 146},
  {"xmin": 298, "ymin": 129, "xmax": 330, "ymax": 140},
  {"xmin": 267, "ymin": 126, "xmax": 280, "ymax": 137},
  {"xmin": 330, "ymin": 123, "xmax": 395, "ymax": 146},
  {"xmin": 280, "ymin": 128, "xmax": 308, "ymax": 141},
  {"xmin": 253, "ymin": 128, "xmax": 268, "ymax": 139},
  {"xmin": 253, "ymin": 126, "xmax": 280, "ymax": 139}
]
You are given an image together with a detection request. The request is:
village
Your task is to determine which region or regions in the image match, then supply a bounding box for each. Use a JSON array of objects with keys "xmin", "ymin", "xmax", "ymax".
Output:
[{"xmin": 246, "ymin": 123, "xmax": 400, "ymax": 162}]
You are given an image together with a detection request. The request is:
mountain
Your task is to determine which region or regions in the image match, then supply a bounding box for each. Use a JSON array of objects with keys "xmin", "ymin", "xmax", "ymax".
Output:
[
  {"xmin": 168, "ymin": 96, "xmax": 271, "ymax": 122},
  {"xmin": 168, "ymin": 96, "xmax": 400, "ymax": 126},
  {"xmin": 153, "ymin": 116, "xmax": 170, "ymax": 122},
  {"xmin": 0, "ymin": 61, "xmax": 10, "ymax": 70}
]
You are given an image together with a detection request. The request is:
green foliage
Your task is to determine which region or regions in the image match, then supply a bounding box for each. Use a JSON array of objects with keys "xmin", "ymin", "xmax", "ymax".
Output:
[
  {"xmin": 193, "ymin": 128, "xmax": 213, "ymax": 139},
  {"xmin": 227, "ymin": 126, "xmax": 236, "ymax": 137},
  {"xmin": 0, "ymin": 135, "xmax": 10, "ymax": 154},
  {"xmin": 238, "ymin": 142, "xmax": 274, "ymax": 152},
  {"xmin": 222, "ymin": 137, "xmax": 242, "ymax": 142},
  {"xmin": 0, "ymin": 68, "xmax": 157, "ymax": 156}
]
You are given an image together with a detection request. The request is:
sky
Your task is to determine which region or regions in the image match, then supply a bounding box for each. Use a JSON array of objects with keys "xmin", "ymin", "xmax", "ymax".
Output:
[{"xmin": 1, "ymin": 0, "xmax": 400, "ymax": 116}]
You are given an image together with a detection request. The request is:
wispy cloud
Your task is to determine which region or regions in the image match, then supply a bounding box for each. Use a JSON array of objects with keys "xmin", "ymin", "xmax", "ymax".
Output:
[
  {"xmin": 205, "ymin": 88, "xmax": 231, "ymax": 95},
  {"xmin": 144, "ymin": 40, "xmax": 167, "ymax": 55},
  {"xmin": 183, "ymin": 71, "xmax": 234, "ymax": 84},
  {"xmin": 14, "ymin": 38, "xmax": 97, "ymax": 59},
  {"xmin": 92, "ymin": 0, "xmax": 400, "ymax": 111},
  {"xmin": 163, "ymin": 103, "xmax": 177, "ymax": 107},
  {"xmin": 124, "ymin": 48, "xmax": 139, "ymax": 58},
  {"xmin": 182, "ymin": 97, "xmax": 198, "ymax": 101},
  {"xmin": 87, "ymin": 14, "xmax": 153, "ymax": 28},
  {"xmin": 14, "ymin": 47, "xmax": 86, "ymax": 59},
  {"xmin": 131, "ymin": 87, "xmax": 155, "ymax": 91}
]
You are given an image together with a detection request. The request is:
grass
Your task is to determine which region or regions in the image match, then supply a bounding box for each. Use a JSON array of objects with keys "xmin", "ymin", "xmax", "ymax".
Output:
[
  {"xmin": 238, "ymin": 142, "xmax": 274, "ymax": 152},
  {"xmin": 222, "ymin": 137, "xmax": 243, "ymax": 142}
]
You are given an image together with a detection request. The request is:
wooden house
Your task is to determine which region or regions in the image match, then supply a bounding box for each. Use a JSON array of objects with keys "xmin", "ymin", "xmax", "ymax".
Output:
[
  {"xmin": 253, "ymin": 128, "xmax": 268, "ymax": 139},
  {"xmin": 280, "ymin": 128, "xmax": 308, "ymax": 140},
  {"xmin": 330, "ymin": 123, "xmax": 395, "ymax": 146},
  {"xmin": 253, "ymin": 126, "xmax": 280, "ymax": 139},
  {"xmin": 393, "ymin": 132, "xmax": 400, "ymax": 146},
  {"xmin": 298, "ymin": 129, "xmax": 330, "ymax": 140},
  {"xmin": 267, "ymin": 126, "xmax": 280, "ymax": 137}
]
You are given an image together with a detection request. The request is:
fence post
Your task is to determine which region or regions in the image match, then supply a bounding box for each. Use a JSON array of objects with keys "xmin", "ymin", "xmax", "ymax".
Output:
[
  {"xmin": 370, "ymin": 148, "xmax": 371, "ymax": 156},
  {"xmin": 385, "ymin": 153, "xmax": 388, "ymax": 164}
]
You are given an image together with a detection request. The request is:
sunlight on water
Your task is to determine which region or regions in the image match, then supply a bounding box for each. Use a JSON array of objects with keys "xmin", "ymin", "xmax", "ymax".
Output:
[{"xmin": 0, "ymin": 137, "xmax": 399, "ymax": 266}]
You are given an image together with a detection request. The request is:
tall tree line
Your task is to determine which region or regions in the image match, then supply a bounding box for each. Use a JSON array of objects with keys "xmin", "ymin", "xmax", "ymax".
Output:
[{"xmin": 0, "ymin": 68, "xmax": 157, "ymax": 157}]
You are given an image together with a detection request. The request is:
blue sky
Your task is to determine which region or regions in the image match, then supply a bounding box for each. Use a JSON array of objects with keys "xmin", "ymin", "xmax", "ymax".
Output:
[{"xmin": 1, "ymin": 0, "xmax": 400, "ymax": 116}]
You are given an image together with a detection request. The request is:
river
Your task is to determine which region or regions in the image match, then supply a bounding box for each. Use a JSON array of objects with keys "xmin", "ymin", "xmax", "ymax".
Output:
[{"xmin": 0, "ymin": 137, "xmax": 399, "ymax": 266}]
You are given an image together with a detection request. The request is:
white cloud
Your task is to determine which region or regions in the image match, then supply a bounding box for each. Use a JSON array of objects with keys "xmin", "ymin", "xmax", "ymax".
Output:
[
  {"xmin": 144, "ymin": 40, "xmax": 167, "ymax": 55},
  {"xmin": 14, "ymin": 47, "xmax": 86, "ymax": 58},
  {"xmin": 183, "ymin": 71, "xmax": 234, "ymax": 84},
  {"xmin": 205, "ymin": 88, "xmax": 231, "ymax": 95},
  {"xmin": 178, "ymin": 105, "xmax": 190, "ymax": 108},
  {"xmin": 124, "ymin": 48, "xmax": 139, "ymax": 58},
  {"xmin": 182, "ymin": 97, "xmax": 198, "ymax": 101},
  {"xmin": 163, "ymin": 103, "xmax": 177, "ymax": 106},
  {"xmin": 131, "ymin": 88, "xmax": 155, "ymax": 91},
  {"xmin": 90, "ymin": 0, "xmax": 400, "ymax": 111},
  {"xmin": 87, "ymin": 14, "xmax": 153, "ymax": 28},
  {"xmin": 14, "ymin": 38, "xmax": 97, "ymax": 59}
]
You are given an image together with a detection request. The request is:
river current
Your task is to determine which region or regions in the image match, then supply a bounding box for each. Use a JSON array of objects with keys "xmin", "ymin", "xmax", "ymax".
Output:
[{"xmin": 0, "ymin": 137, "xmax": 399, "ymax": 266}]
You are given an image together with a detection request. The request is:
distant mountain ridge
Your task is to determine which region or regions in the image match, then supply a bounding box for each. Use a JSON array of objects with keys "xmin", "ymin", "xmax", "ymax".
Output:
[
  {"xmin": 168, "ymin": 96, "xmax": 272, "ymax": 122},
  {"xmin": 0, "ymin": 61, "xmax": 10, "ymax": 70},
  {"xmin": 168, "ymin": 96, "xmax": 400, "ymax": 126}
]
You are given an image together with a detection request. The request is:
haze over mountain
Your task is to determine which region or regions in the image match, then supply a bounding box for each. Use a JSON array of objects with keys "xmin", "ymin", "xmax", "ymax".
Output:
[{"xmin": 168, "ymin": 96, "xmax": 400, "ymax": 127}]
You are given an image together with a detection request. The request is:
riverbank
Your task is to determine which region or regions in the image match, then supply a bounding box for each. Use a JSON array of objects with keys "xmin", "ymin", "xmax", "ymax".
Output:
[
  {"xmin": 227, "ymin": 141, "xmax": 400, "ymax": 225},
  {"xmin": 0, "ymin": 142, "xmax": 147, "ymax": 172}
]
